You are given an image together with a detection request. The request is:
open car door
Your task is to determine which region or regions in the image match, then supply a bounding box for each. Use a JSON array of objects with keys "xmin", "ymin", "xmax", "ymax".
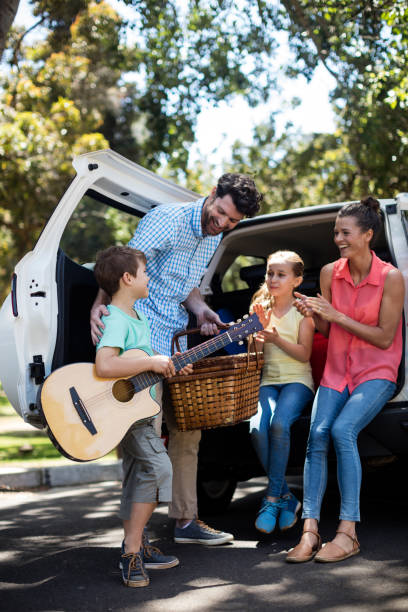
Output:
[{"xmin": 0, "ymin": 149, "xmax": 198, "ymax": 427}]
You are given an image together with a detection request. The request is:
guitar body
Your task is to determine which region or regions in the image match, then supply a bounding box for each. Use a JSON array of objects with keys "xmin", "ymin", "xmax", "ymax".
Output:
[{"xmin": 40, "ymin": 349, "xmax": 160, "ymax": 462}]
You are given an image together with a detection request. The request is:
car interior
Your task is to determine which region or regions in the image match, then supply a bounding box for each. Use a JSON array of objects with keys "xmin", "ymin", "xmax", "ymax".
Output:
[{"xmin": 51, "ymin": 249, "xmax": 99, "ymax": 371}]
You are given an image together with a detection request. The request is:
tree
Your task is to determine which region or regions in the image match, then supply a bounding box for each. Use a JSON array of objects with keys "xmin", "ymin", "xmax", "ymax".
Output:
[
  {"xmin": 0, "ymin": 0, "xmax": 281, "ymax": 299},
  {"xmin": 1, "ymin": 0, "xmax": 407, "ymax": 301},
  {"xmin": 0, "ymin": 0, "xmax": 20, "ymax": 60},
  {"xmin": 230, "ymin": 1, "xmax": 408, "ymax": 206}
]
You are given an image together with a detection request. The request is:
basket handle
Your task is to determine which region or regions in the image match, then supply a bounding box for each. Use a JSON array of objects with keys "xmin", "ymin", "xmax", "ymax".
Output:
[
  {"xmin": 246, "ymin": 334, "xmax": 262, "ymax": 370},
  {"xmin": 171, "ymin": 324, "xmax": 228, "ymax": 355}
]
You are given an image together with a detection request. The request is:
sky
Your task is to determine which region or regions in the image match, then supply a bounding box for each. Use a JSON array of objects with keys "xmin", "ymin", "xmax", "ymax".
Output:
[
  {"xmin": 190, "ymin": 65, "xmax": 336, "ymax": 168},
  {"xmin": 14, "ymin": 0, "xmax": 336, "ymax": 170}
]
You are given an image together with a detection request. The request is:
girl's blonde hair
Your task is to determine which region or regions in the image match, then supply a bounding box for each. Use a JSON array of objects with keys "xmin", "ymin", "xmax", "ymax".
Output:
[{"xmin": 250, "ymin": 250, "xmax": 304, "ymax": 311}]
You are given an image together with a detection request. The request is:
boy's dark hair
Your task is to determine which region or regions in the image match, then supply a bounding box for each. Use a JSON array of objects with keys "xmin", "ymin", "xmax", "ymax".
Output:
[
  {"xmin": 94, "ymin": 246, "xmax": 146, "ymax": 297},
  {"xmin": 216, "ymin": 173, "xmax": 263, "ymax": 217},
  {"xmin": 338, "ymin": 196, "xmax": 382, "ymax": 244}
]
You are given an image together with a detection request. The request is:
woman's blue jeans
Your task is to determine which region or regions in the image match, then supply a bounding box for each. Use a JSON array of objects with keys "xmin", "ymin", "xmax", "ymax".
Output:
[
  {"xmin": 250, "ymin": 383, "xmax": 314, "ymax": 498},
  {"xmin": 302, "ymin": 379, "xmax": 396, "ymax": 522}
]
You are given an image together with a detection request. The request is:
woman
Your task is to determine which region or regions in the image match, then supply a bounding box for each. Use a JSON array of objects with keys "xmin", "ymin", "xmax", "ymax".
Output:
[{"xmin": 287, "ymin": 197, "xmax": 404, "ymax": 563}]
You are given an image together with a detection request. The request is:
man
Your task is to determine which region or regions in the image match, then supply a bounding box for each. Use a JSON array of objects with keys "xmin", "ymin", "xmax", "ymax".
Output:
[{"xmin": 91, "ymin": 173, "xmax": 262, "ymax": 545}]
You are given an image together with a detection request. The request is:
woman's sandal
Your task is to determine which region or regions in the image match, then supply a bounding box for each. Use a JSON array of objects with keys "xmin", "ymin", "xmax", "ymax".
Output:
[
  {"xmin": 286, "ymin": 529, "xmax": 322, "ymax": 563},
  {"xmin": 314, "ymin": 530, "xmax": 360, "ymax": 563}
]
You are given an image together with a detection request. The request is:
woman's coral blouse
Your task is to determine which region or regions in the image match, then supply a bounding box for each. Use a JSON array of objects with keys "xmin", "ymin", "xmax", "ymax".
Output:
[{"xmin": 320, "ymin": 252, "xmax": 403, "ymax": 393}]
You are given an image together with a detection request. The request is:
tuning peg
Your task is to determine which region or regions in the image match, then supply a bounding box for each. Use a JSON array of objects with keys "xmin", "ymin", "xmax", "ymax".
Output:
[
  {"xmin": 238, "ymin": 341, "xmax": 244, "ymax": 345},
  {"xmin": 243, "ymin": 314, "xmax": 248, "ymax": 319},
  {"xmin": 237, "ymin": 318, "xmax": 242, "ymax": 323},
  {"xmin": 229, "ymin": 321, "xmax": 234, "ymax": 326}
]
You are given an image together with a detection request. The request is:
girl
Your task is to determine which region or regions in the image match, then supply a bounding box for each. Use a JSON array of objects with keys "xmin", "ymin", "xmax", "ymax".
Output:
[
  {"xmin": 249, "ymin": 250, "xmax": 315, "ymax": 534},
  {"xmin": 287, "ymin": 197, "xmax": 404, "ymax": 563}
]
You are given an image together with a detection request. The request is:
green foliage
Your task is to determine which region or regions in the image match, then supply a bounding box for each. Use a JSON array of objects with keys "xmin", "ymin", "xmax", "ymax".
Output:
[
  {"xmin": 0, "ymin": 0, "xmax": 283, "ymax": 300},
  {"xmin": 60, "ymin": 196, "xmax": 139, "ymax": 264},
  {"xmin": 1, "ymin": 0, "xmax": 408, "ymax": 302},
  {"xmin": 230, "ymin": 0, "xmax": 408, "ymax": 208}
]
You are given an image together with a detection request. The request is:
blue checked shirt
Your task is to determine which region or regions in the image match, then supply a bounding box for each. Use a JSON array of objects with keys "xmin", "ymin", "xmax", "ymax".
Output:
[{"xmin": 128, "ymin": 198, "xmax": 221, "ymax": 356}]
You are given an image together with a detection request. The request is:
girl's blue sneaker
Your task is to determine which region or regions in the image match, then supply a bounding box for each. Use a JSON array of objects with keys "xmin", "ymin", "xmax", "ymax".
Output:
[
  {"xmin": 255, "ymin": 500, "xmax": 282, "ymax": 533},
  {"xmin": 278, "ymin": 492, "xmax": 301, "ymax": 531}
]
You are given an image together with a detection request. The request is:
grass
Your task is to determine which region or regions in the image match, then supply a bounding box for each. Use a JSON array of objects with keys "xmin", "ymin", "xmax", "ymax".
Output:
[
  {"xmin": 0, "ymin": 394, "xmax": 13, "ymax": 415},
  {"xmin": 0, "ymin": 430, "xmax": 64, "ymax": 463},
  {"xmin": 0, "ymin": 390, "xmax": 116, "ymax": 465}
]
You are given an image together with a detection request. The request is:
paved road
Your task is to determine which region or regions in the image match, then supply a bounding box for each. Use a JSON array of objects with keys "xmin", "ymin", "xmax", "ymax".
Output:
[{"xmin": 1, "ymin": 467, "xmax": 408, "ymax": 612}]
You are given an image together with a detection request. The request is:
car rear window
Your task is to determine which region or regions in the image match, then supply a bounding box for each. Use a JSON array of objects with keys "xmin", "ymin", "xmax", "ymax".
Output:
[{"xmin": 221, "ymin": 255, "xmax": 265, "ymax": 292}]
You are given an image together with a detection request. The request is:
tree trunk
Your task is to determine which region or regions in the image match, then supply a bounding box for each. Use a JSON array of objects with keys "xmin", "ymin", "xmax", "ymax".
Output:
[{"xmin": 0, "ymin": 0, "xmax": 20, "ymax": 61}]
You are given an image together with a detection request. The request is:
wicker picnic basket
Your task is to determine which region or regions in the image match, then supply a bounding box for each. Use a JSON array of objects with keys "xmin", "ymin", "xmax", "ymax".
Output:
[{"xmin": 166, "ymin": 328, "xmax": 264, "ymax": 432}]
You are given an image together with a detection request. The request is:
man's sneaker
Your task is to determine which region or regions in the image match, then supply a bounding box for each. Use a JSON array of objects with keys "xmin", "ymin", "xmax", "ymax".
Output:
[
  {"xmin": 142, "ymin": 532, "xmax": 179, "ymax": 569},
  {"xmin": 278, "ymin": 492, "xmax": 301, "ymax": 531},
  {"xmin": 174, "ymin": 519, "xmax": 234, "ymax": 545},
  {"xmin": 120, "ymin": 551, "xmax": 149, "ymax": 588},
  {"xmin": 255, "ymin": 500, "xmax": 282, "ymax": 534}
]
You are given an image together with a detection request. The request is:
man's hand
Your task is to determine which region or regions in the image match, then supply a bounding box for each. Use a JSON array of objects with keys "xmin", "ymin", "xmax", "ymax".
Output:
[
  {"xmin": 196, "ymin": 306, "xmax": 225, "ymax": 336},
  {"xmin": 183, "ymin": 287, "xmax": 227, "ymax": 336},
  {"xmin": 90, "ymin": 303, "xmax": 110, "ymax": 345}
]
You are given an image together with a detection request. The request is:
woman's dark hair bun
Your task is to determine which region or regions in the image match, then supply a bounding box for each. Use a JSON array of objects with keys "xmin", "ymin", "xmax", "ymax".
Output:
[{"xmin": 361, "ymin": 196, "xmax": 380, "ymax": 214}]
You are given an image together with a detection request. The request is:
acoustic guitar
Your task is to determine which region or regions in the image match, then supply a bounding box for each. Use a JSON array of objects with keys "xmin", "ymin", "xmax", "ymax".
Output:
[{"xmin": 40, "ymin": 314, "xmax": 262, "ymax": 462}]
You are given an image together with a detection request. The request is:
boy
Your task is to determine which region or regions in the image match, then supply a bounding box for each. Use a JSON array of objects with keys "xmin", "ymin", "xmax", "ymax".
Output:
[{"xmin": 94, "ymin": 245, "xmax": 192, "ymax": 588}]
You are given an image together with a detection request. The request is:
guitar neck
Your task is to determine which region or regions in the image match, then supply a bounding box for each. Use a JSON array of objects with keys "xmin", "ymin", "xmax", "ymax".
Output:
[{"xmin": 129, "ymin": 330, "xmax": 235, "ymax": 393}]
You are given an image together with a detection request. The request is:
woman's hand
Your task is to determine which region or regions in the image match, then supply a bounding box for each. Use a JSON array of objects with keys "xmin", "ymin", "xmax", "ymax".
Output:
[
  {"xmin": 306, "ymin": 293, "xmax": 339, "ymax": 322},
  {"xmin": 294, "ymin": 291, "xmax": 338, "ymax": 323},
  {"xmin": 293, "ymin": 292, "xmax": 314, "ymax": 318}
]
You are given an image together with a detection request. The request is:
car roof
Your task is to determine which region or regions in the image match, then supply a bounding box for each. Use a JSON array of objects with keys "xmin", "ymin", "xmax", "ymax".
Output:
[{"xmin": 234, "ymin": 199, "xmax": 396, "ymax": 230}]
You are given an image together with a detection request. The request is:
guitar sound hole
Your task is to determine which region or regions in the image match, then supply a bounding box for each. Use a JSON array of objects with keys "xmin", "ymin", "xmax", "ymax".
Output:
[{"xmin": 112, "ymin": 379, "xmax": 134, "ymax": 403}]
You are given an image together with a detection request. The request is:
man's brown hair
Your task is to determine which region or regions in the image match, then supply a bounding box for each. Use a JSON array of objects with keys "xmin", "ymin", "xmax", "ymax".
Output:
[
  {"xmin": 215, "ymin": 173, "xmax": 263, "ymax": 217},
  {"xmin": 94, "ymin": 246, "xmax": 146, "ymax": 297}
]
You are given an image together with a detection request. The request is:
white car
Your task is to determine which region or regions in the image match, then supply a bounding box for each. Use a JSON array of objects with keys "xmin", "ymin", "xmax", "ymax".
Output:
[{"xmin": 1, "ymin": 149, "xmax": 408, "ymax": 511}]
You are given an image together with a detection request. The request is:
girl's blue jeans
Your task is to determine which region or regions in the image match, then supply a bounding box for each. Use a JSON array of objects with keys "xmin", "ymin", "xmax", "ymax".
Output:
[
  {"xmin": 302, "ymin": 379, "xmax": 396, "ymax": 522},
  {"xmin": 250, "ymin": 383, "xmax": 314, "ymax": 498}
]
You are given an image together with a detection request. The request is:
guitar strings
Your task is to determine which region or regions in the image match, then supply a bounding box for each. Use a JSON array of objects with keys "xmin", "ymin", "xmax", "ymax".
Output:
[{"xmin": 78, "ymin": 387, "xmax": 136, "ymax": 407}]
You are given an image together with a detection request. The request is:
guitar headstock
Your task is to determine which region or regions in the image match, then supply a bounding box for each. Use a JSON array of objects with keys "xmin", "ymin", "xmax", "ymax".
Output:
[{"xmin": 227, "ymin": 313, "xmax": 263, "ymax": 342}]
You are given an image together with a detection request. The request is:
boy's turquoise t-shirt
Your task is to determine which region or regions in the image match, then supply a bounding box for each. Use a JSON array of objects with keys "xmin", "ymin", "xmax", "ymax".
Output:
[
  {"xmin": 96, "ymin": 304, "xmax": 156, "ymax": 400},
  {"xmin": 96, "ymin": 304, "xmax": 153, "ymax": 356}
]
